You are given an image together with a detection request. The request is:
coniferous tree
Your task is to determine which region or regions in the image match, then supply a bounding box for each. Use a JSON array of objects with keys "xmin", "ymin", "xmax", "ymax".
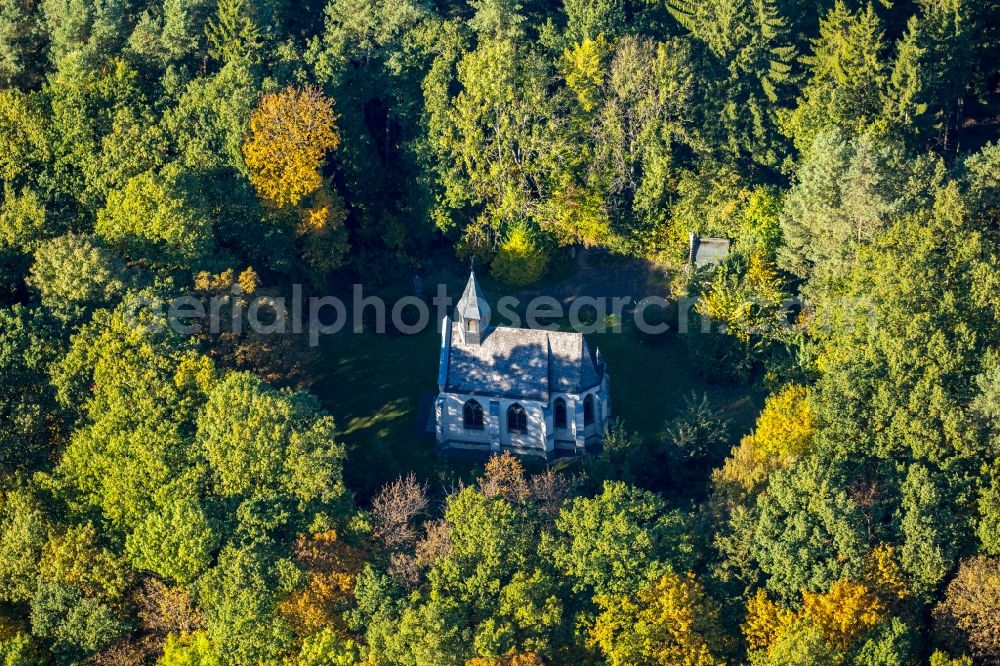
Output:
[
  {"xmin": 784, "ymin": 1, "xmax": 891, "ymax": 154},
  {"xmin": 204, "ymin": 0, "xmax": 262, "ymax": 64},
  {"xmin": 889, "ymin": 0, "xmax": 975, "ymax": 153}
]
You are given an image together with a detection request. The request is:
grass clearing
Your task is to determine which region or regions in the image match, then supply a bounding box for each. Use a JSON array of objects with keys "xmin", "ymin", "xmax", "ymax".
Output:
[{"xmin": 311, "ymin": 305, "xmax": 762, "ymax": 501}]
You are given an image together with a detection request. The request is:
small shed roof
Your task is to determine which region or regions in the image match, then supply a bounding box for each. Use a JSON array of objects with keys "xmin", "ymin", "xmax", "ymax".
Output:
[{"xmin": 689, "ymin": 234, "xmax": 731, "ymax": 267}]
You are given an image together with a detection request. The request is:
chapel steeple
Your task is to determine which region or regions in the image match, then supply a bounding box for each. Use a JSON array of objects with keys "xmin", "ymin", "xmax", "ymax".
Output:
[{"xmin": 456, "ymin": 271, "xmax": 490, "ymax": 345}]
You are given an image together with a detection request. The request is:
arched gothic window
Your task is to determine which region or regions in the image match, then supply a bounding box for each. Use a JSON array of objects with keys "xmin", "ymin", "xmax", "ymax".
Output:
[
  {"xmin": 583, "ymin": 394, "xmax": 595, "ymax": 426},
  {"xmin": 507, "ymin": 403, "xmax": 527, "ymax": 433},
  {"xmin": 554, "ymin": 397, "xmax": 567, "ymax": 429},
  {"xmin": 463, "ymin": 399, "xmax": 484, "ymax": 430}
]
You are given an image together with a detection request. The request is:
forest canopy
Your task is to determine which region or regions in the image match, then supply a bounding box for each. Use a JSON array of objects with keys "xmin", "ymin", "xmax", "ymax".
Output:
[{"xmin": 1, "ymin": 0, "xmax": 999, "ymax": 664}]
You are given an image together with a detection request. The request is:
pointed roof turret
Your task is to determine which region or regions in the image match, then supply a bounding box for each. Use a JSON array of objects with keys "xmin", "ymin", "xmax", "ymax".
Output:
[{"xmin": 456, "ymin": 271, "xmax": 490, "ymax": 323}]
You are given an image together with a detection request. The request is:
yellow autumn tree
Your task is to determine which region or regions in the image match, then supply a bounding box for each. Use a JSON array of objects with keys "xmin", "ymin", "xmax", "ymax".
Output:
[
  {"xmin": 562, "ymin": 35, "xmax": 610, "ymax": 113},
  {"xmin": 802, "ymin": 580, "xmax": 886, "ymax": 650},
  {"xmin": 713, "ymin": 384, "xmax": 814, "ymax": 503},
  {"xmin": 590, "ymin": 573, "xmax": 732, "ymax": 666},
  {"xmin": 243, "ymin": 86, "xmax": 339, "ymax": 208},
  {"xmin": 743, "ymin": 553, "xmax": 905, "ymax": 659},
  {"xmin": 742, "ymin": 588, "xmax": 797, "ymax": 653},
  {"xmin": 237, "ymin": 266, "xmax": 260, "ymax": 294},
  {"xmin": 863, "ymin": 544, "xmax": 911, "ymax": 606},
  {"xmin": 697, "ymin": 253, "xmax": 786, "ymax": 342},
  {"xmin": 543, "ymin": 174, "xmax": 612, "ymax": 248},
  {"xmin": 490, "ymin": 221, "xmax": 550, "ymax": 286}
]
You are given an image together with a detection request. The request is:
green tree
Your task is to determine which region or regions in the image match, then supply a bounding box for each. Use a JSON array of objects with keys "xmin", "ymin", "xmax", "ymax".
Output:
[
  {"xmin": 126, "ymin": 494, "xmax": 219, "ymax": 585},
  {"xmin": 0, "ymin": 307, "xmax": 64, "ymax": 472},
  {"xmin": 86, "ymin": 110, "xmax": 170, "ymax": 200},
  {"xmin": 852, "ymin": 617, "xmax": 918, "ymax": 666},
  {"xmin": 293, "ymin": 628, "xmax": 363, "ymax": 666},
  {"xmin": 748, "ymin": 457, "xmax": 869, "ymax": 601},
  {"xmin": 307, "ymin": 0, "xmax": 439, "ymax": 279},
  {"xmin": 0, "ymin": 482, "xmax": 47, "ymax": 604},
  {"xmin": 592, "ymin": 35, "xmax": 700, "ymax": 251},
  {"xmin": 900, "ymin": 465, "xmax": 963, "ymax": 598},
  {"xmin": 977, "ymin": 467, "xmax": 1000, "ymax": 555},
  {"xmin": 127, "ymin": 0, "xmax": 214, "ymax": 66},
  {"xmin": 96, "ymin": 168, "xmax": 214, "ymax": 270},
  {"xmin": 163, "ymin": 61, "xmax": 260, "ymax": 173},
  {"xmin": 28, "ymin": 524, "xmax": 130, "ymax": 659},
  {"xmin": 738, "ymin": 186, "xmax": 783, "ymax": 260},
  {"xmin": 809, "ymin": 176, "xmax": 1000, "ymax": 469},
  {"xmin": 563, "ymin": 0, "xmax": 624, "ymax": 41},
  {"xmin": 393, "ymin": 487, "xmax": 562, "ymax": 661},
  {"xmin": 1, "ymin": 186, "xmax": 52, "ymax": 255},
  {"xmin": 668, "ymin": 0, "xmax": 799, "ymax": 167},
  {"xmin": 888, "ymin": 0, "xmax": 975, "ymax": 153},
  {"xmin": 0, "ymin": 629, "xmax": 41, "ymax": 665},
  {"xmin": 41, "ymin": 0, "xmax": 128, "ymax": 74},
  {"xmin": 0, "ymin": 0, "xmax": 44, "ymax": 87},
  {"xmin": 696, "ymin": 252, "xmax": 788, "ymax": 343},
  {"xmin": 661, "ymin": 392, "xmax": 730, "ymax": 460},
  {"xmin": 204, "ymin": 0, "xmax": 262, "ymax": 64},
  {"xmin": 549, "ymin": 481, "xmax": 697, "ymax": 597},
  {"xmin": 27, "ymin": 234, "xmax": 125, "ymax": 324},
  {"xmin": 0, "ymin": 89, "xmax": 50, "ymax": 194},
  {"xmin": 784, "ymin": 1, "xmax": 890, "ymax": 154},
  {"xmin": 196, "ymin": 545, "xmax": 293, "ymax": 665},
  {"xmin": 583, "ymin": 419, "xmax": 647, "ymax": 487},
  {"xmin": 45, "ymin": 58, "xmax": 148, "ymax": 212},
  {"xmin": 54, "ymin": 304, "xmax": 205, "ymax": 531},
  {"xmin": 37, "ymin": 522, "xmax": 129, "ymax": 603},
  {"xmin": 753, "ymin": 620, "xmax": 839, "ymax": 666},
  {"xmin": 467, "ymin": 0, "xmax": 525, "ymax": 41},
  {"xmin": 196, "ymin": 372, "xmax": 346, "ymax": 533},
  {"xmin": 30, "ymin": 581, "xmax": 125, "ymax": 660},
  {"xmin": 427, "ymin": 37, "xmax": 567, "ymax": 253}
]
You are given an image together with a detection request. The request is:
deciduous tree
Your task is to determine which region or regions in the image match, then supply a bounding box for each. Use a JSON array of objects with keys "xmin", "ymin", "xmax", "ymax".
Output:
[
  {"xmin": 242, "ymin": 86, "xmax": 339, "ymax": 208},
  {"xmin": 589, "ymin": 573, "xmax": 732, "ymax": 666}
]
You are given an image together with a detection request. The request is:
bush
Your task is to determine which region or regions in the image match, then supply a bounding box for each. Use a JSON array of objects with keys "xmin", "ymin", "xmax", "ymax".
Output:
[{"xmin": 490, "ymin": 221, "xmax": 550, "ymax": 286}]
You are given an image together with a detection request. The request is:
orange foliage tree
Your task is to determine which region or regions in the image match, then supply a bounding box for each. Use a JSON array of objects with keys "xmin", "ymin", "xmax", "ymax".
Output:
[{"xmin": 278, "ymin": 531, "xmax": 367, "ymax": 638}]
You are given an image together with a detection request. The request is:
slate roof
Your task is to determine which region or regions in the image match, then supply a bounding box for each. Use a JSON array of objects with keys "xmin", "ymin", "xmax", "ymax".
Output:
[
  {"xmin": 441, "ymin": 320, "xmax": 603, "ymax": 400},
  {"xmin": 689, "ymin": 235, "xmax": 731, "ymax": 267},
  {"xmin": 456, "ymin": 271, "xmax": 490, "ymax": 322}
]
